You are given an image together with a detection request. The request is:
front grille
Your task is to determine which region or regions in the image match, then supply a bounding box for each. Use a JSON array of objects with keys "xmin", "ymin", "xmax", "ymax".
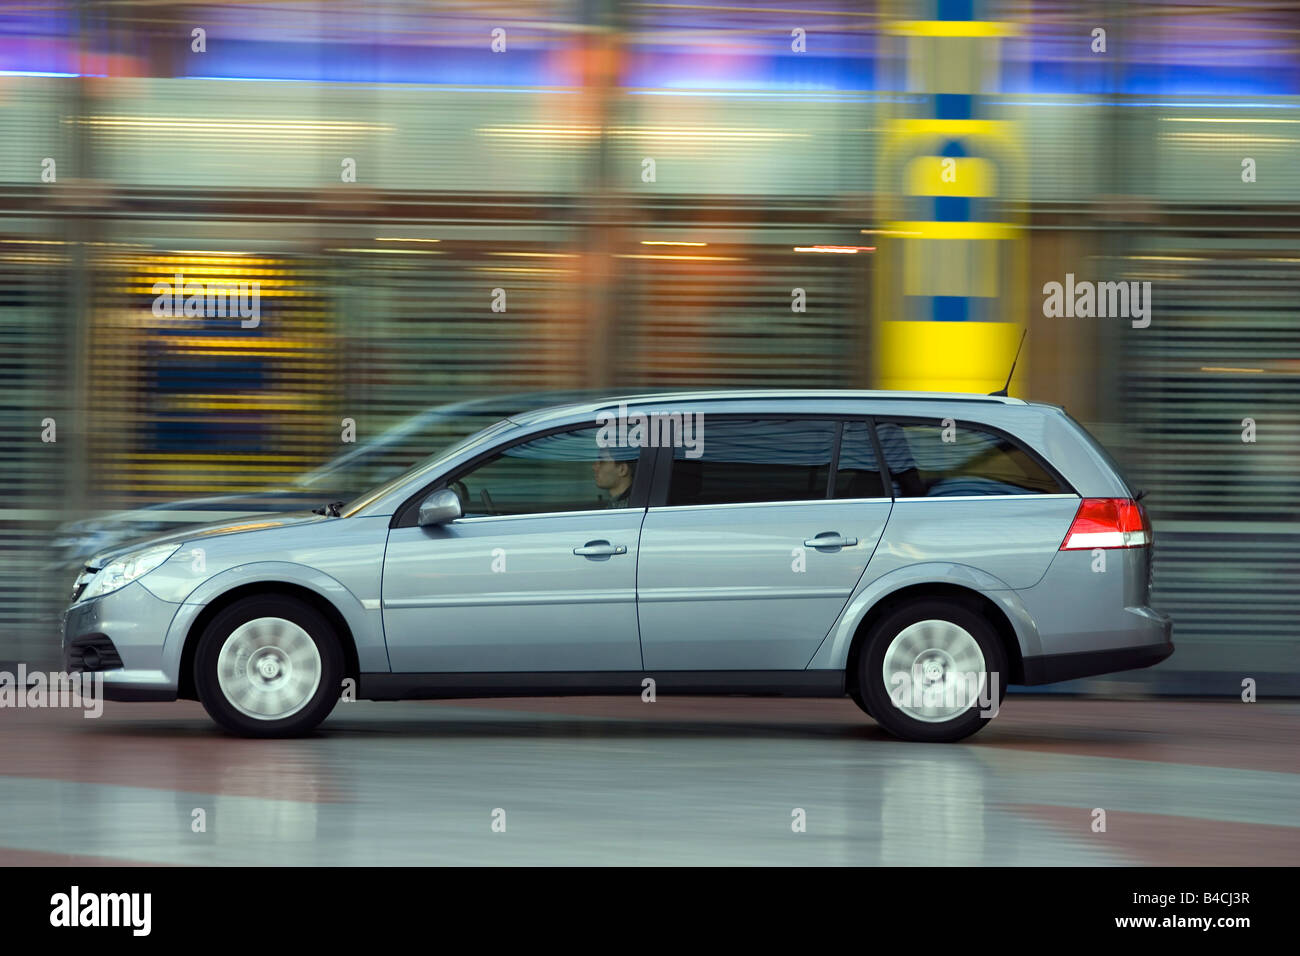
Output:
[{"xmin": 67, "ymin": 635, "xmax": 123, "ymax": 672}]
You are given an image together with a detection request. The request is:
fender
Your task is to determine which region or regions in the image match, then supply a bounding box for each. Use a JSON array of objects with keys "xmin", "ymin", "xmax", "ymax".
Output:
[
  {"xmin": 805, "ymin": 561, "xmax": 1043, "ymax": 672},
  {"xmin": 157, "ymin": 561, "xmax": 388, "ymax": 687}
]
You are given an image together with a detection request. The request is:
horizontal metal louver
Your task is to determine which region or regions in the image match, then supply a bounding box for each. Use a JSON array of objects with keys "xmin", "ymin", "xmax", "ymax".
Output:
[
  {"xmin": 0, "ymin": 238, "xmax": 73, "ymax": 657},
  {"xmin": 620, "ymin": 245, "xmax": 867, "ymax": 389},
  {"xmin": 1115, "ymin": 241, "xmax": 1300, "ymax": 684}
]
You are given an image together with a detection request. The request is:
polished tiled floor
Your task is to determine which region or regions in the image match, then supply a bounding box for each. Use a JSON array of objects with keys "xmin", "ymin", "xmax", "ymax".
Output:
[{"xmin": 0, "ymin": 697, "xmax": 1295, "ymax": 865}]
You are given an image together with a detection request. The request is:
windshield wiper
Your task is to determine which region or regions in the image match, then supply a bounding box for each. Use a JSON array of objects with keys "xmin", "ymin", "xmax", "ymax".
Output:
[{"xmin": 312, "ymin": 501, "xmax": 344, "ymax": 517}]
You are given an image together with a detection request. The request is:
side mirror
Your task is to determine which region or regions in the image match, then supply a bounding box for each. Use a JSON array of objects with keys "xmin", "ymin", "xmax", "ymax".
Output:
[{"xmin": 418, "ymin": 488, "xmax": 462, "ymax": 527}]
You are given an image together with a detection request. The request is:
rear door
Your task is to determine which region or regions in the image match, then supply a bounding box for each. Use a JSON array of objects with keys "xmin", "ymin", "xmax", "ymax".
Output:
[
  {"xmin": 866, "ymin": 418, "xmax": 1081, "ymax": 588},
  {"xmin": 636, "ymin": 418, "xmax": 892, "ymax": 670}
]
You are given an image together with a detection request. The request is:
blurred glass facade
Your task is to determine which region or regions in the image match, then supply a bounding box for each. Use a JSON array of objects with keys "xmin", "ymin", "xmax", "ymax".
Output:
[{"xmin": 1, "ymin": 0, "xmax": 1296, "ymax": 690}]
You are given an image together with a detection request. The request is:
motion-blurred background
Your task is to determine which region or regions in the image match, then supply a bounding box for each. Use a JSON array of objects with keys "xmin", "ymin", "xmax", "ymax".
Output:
[{"xmin": 1, "ymin": 1, "xmax": 1296, "ymax": 691}]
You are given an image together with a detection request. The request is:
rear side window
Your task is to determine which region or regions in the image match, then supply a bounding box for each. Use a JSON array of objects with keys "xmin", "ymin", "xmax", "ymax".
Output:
[
  {"xmin": 1064, "ymin": 414, "xmax": 1135, "ymax": 497},
  {"xmin": 667, "ymin": 419, "xmax": 836, "ymax": 506},
  {"xmin": 876, "ymin": 421, "xmax": 1063, "ymax": 497}
]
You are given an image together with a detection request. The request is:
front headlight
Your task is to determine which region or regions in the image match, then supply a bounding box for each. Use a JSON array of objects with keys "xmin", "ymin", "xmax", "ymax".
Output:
[{"xmin": 78, "ymin": 543, "xmax": 182, "ymax": 603}]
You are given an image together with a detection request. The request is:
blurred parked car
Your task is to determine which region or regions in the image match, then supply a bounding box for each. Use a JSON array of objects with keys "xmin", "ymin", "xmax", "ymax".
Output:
[{"xmin": 49, "ymin": 390, "xmax": 606, "ymax": 571}]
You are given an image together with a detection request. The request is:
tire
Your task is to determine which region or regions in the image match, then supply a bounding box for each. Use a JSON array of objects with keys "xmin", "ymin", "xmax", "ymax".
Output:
[
  {"xmin": 849, "ymin": 688, "xmax": 874, "ymax": 719},
  {"xmin": 858, "ymin": 599, "xmax": 1008, "ymax": 743},
  {"xmin": 195, "ymin": 595, "xmax": 343, "ymax": 738}
]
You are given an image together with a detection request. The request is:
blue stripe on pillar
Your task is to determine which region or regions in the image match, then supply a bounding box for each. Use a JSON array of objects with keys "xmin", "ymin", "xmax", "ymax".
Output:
[
  {"xmin": 927, "ymin": 1, "xmax": 978, "ymax": 329},
  {"xmin": 937, "ymin": 0, "xmax": 975, "ymax": 20},
  {"xmin": 935, "ymin": 94, "xmax": 972, "ymax": 120},
  {"xmin": 932, "ymin": 296, "xmax": 970, "ymax": 322},
  {"xmin": 933, "ymin": 196, "xmax": 971, "ymax": 221}
]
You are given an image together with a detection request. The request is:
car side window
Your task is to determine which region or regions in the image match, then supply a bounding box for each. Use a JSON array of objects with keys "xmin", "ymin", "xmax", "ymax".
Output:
[
  {"xmin": 666, "ymin": 419, "xmax": 837, "ymax": 506},
  {"xmin": 450, "ymin": 427, "xmax": 639, "ymax": 516},
  {"xmin": 875, "ymin": 421, "xmax": 1063, "ymax": 497},
  {"xmin": 834, "ymin": 421, "xmax": 888, "ymax": 498}
]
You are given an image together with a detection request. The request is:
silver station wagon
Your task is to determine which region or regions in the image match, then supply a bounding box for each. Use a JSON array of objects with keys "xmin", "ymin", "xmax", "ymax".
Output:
[{"xmin": 63, "ymin": 390, "xmax": 1173, "ymax": 742}]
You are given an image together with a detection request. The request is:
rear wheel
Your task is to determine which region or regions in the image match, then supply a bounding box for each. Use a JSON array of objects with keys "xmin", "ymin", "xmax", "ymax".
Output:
[
  {"xmin": 858, "ymin": 599, "xmax": 1008, "ymax": 743},
  {"xmin": 195, "ymin": 595, "xmax": 343, "ymax": 738}
]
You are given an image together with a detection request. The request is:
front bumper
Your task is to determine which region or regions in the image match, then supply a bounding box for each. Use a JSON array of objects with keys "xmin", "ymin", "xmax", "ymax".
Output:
[
  {"xmin": 61, "ymin": 580, "xmax": 181, "ymax": 702},
  {"xmin": 94, "ymin": 678, "xmax": 177, "ymax": 702}
]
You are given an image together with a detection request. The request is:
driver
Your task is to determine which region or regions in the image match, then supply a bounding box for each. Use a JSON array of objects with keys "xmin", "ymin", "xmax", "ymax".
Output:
[{"xmin": 592, "ymin": 448, "xmax": 635, "ymax": 508}]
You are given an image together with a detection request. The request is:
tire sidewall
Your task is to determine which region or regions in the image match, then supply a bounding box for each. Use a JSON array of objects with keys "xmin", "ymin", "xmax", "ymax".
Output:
[
  {"xmin": 860, "ymin": 599, "xmax": 1008, "ymax": 743},
  {"xmin": 195, "ymin": 595, "xmax": 343, "ymax": 737}
]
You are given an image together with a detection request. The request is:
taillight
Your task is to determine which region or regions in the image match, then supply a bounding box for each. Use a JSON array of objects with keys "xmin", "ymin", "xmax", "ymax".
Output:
[{"xmin": 1060, "ymin": 498, "xmax": 1151, "ymax": 550}]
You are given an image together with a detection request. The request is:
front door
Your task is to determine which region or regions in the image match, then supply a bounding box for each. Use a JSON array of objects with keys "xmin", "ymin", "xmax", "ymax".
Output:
[{"xmin": 382, "ymin": 425, "xmax": 648, "ymax": 672}]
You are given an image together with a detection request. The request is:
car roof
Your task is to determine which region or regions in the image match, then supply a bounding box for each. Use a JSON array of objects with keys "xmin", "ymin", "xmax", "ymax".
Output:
[
  {"xmin": 508, "ymin": 389, "xmax": 1028, "ymax": 426},
  {"xmin": 348, "ymin": 388, "xmax": 1136, "ymax": 518}
]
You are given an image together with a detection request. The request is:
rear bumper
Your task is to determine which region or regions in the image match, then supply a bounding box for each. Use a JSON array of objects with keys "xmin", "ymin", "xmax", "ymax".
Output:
[
  {"xmin": 1021, "ymin": 640, "xmax": 1173, "ymax": 685},
  {"xmin": 1020, "ymin": 608, "xmax": 1173, "ymax": 685}
]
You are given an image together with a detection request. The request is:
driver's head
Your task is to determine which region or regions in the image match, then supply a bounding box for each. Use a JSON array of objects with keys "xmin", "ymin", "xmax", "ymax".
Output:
[{"xmin": 592, "ymin": 448, "xmax": 634, "ymax": 497}]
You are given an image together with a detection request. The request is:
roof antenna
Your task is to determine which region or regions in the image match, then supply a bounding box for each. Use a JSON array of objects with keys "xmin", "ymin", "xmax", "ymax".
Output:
[{"xmin": 989, "ymin": 328, "xmax": 1027, "ymax": 397}]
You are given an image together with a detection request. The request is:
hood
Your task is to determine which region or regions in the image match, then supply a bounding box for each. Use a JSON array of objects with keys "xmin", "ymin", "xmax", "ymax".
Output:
[
  {"xmin": 50, "ymin": 489, "xmax": 350, "ymax": 571},
  {"xmin": 84, "ymin": 510, "xmax": 330, "ymax": 569}
]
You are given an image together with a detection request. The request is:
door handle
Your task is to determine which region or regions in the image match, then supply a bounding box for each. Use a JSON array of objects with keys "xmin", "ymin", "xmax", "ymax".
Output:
[
  {"xmin": 803, "ymin": 533, "xmax": 858, "ymax": 549},
  {"xmin": 574, "ymin": 541, "xmax": 627, "ymax": 556}
]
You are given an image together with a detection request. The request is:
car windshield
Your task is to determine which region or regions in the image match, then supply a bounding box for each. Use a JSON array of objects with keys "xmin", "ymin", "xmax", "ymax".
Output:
[{"xmin": 340, "ymin": 417, "xmax": 518, "ymax": 516}]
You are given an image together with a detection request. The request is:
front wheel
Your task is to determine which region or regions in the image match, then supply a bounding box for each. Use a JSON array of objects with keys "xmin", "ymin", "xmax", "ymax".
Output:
[
  {"xmin": 849, "ymin": 688, "xmax": 874, "ymax": 719},
  {"xmin": 858, "ymin": 599, "xmax": 1008, "ymax": 743},
  {"xmin": 195, "ymin": 595, "xmax": 343, "ymax": 738}
]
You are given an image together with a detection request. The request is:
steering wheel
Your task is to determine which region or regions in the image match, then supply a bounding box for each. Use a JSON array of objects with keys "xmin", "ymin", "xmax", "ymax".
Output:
[{"xmin": 479, "ymin": 488, "xmax": 496, "ymax": 516}]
